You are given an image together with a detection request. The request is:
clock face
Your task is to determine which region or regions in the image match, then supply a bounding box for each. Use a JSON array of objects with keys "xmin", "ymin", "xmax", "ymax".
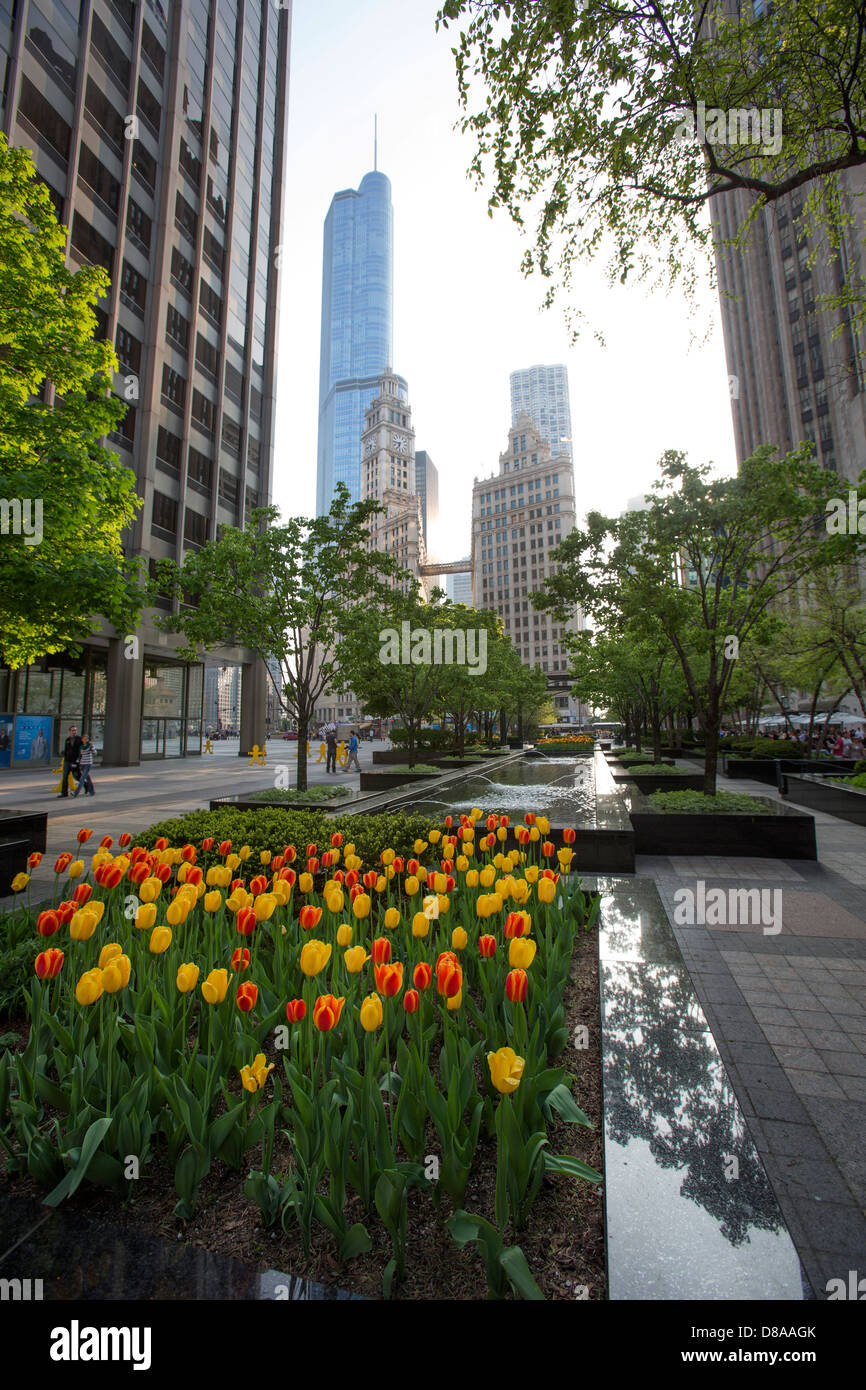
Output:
[
  {"xmin": 365, "ymin": 436, "xmax": 377, "ymax": 455},
  {"xmin": 391, "ymin": 433, "xmax": 408, "ymax": 453}
]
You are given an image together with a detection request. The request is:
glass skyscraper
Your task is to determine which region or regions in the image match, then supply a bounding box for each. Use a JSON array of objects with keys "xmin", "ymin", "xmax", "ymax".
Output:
[
  {"xmin": 509, "ymin": 364, "xmax": 573, "ymax": 462},
  {"xmin": 317, "ymin": 169, "xmax": 394, "ymax": 514}
]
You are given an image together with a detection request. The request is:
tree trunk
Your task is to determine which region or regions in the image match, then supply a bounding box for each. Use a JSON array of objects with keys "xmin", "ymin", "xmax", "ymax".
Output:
[
  {"xmin": 408, "ymin": 719, "xmax": 417, "ymax": 768},
  {"xmin": 296, "ymin": 712, "xmax": 309, "ymax": 791},
  {"xmin": 703, "ymin": 709, "xmax": 721, "ymax": 796}
]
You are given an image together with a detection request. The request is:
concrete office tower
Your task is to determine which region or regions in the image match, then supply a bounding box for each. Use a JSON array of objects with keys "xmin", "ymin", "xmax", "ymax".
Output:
[
  {"xmin": 317, "ymin": 168, "xmax": 394, "ymax": 513},
  {"xmin": 414, "ymin": 450, "xmax": 438, "ymax": 550},
  {"xmin": 712, "ymin": 165, "xmax": 866, "ymax": 485},
  {"xmin": 472, "ymin": 412, "xmax": 582, "ymax": 719},
  {"xmin": 360, "ymin": 369, "xmax": 428, "ymax": 594},
  {"xmin": 0, "ymin": 0, "xmax": 291, "ymax": 764},
  {"xmin": 446, "ymin": 564, "xmax": 473, "ymax": 605},
  {"xmin": 509, "ymin": 364, "xmax": 573, "ymax": 461}
]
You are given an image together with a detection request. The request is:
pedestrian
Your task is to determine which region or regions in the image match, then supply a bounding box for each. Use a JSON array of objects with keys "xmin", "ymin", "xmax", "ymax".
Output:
[
  {"xmin": 832, "ymin": 732, "xmax": 845, "ymax": 758},
  {"xmin": 325, "ymin": 723, "xmax": 338, "ymax": 774},
  {"xmin": 74, "ymin": 734, "xmax": 95, "ymax": 796},
  {"xmin": 345, "ymin": 729, "xmax": 361, "ymax": 771},
  {"xmin": 60, "ymin": 725, "xmax": 82, "ymax": 797}
]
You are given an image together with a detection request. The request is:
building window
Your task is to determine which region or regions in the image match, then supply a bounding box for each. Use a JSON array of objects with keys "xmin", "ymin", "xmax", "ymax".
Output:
[
  {"xmin": 171, "ymin": 246, "xmax": 194, "ymax": 297},
  {"xmin": 195, "ymin": 333, "xmax": 219, "ymax": 380},
  {"xmin": 200, "ymin": 279, "xmax": 223, "ymax": 328},
  {"xmin": 175, "ymin": 191, "xmax": 198, "ymax": 242},
  {"xmin": 90, "ymin": 14, "xmax": 131, "ymax": 89},
  {"xmin": 152, "ymin": 490, "xmax": 178, "ymax": 536},
  {"xmin": 161, "ymin": 364, "xmax": 186, "ymax": 412},
  {"xmin": 131, "ymin": 140, "xmax": 156, "ymax": 194},
  {"xmin": 115, "ymin": 325, "xmax": 141, "ymax": 374},
  {"xmin": 184, "ymin": 508, "xmax": 209, "ymax": 547},
  {"xmin": 136, "ymin": 77, "xmax": 161, "ymax": 139},
  {"xmin": 156, "ymin": 425, "xmax": 182, "ymax": 473},
  {"xmin": 166, "ymin": 304, "xmax": 190, "ymax": 352},
  {"xmin": 218, "ymin": 470, "xmax": 239, "ymax": 507},
  {"xmin": 179, "ymin": 137, "xmax": 202, "ymax": 190},
  {"xmin": 203, "ymin": 227, "xmax": 225, "ymax": 273},
  {"xmin": 188, "ymin": 447, "xmax": 213, "ymax": 491},
  {"xmin": 19, "ymin": 75, "xmax": 72, "ymax": 162},
  {"xmin": 142, "ymin": 23, "xmax": 166, "ymax": 82},
  {"xmin": 84, "ymin": 78, "xmax": 124, "ymax": 152},
  {"xmin": 120, "ymin": 260, "xmax": 146, "ymax": 316},
  {"xmin": 221, "ymin": 416, "xmax": 242, "ymax": 457},
  {"xmin": 70, "ymin": 212, "xmax": 114, "ymax": 273},
  {"xmin": 192, "ymin": 389, "xmax": 215, "ymax": 436},
  {"xmin": 78, "ymin": 144, "xmax": 120, "ymax": 215},
  {"xmin": 224, "ymin": 362, "xmax": 244, "ymax": 402},
  {"xmin": 126, "ymin": 196, "xmax": 152, "ymax": 253}
]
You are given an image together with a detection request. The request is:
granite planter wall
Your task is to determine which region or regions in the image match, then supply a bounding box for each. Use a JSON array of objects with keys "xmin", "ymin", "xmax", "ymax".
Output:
[
  {"xmin": 779, "ymin": 773, "xmax": 866, "ymax": 827},
  {"xmin": 628, "ymin": 791, "xmax": 817, "ymax": 859}
]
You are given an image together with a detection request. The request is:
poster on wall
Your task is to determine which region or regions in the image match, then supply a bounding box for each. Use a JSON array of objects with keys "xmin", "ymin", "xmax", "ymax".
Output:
[
  {"xmin": 0, "ymin": 716, "xmax": 13, "ymax": 768},
  {"xmin": 14, "ymin": 714, "xmax": 53, "ymax": 764}
]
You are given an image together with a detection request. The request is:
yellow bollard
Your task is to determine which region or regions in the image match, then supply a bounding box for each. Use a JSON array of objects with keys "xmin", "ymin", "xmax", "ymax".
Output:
[
  {"xmin": 52, "ymin": 765, "xmax": 76, "ymax": 794},
  {"xmin": 316, "ymin": 741, "xmax": 327, "ymax": 763},
  {"xmin": 248, "ymin": 743, "xmax": 267, "ymax": 766},
  {"xmin": 336, "ymin": 741, "xmax": 348, "ymax": 768},
  {"xmin": 204, "ymin": 738, "xmax": 214, "ymax": 754}
]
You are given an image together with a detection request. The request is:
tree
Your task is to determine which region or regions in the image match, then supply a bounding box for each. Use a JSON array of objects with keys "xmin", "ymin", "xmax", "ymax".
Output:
[
  {"xmin": 0, "ymin": 136, "xmax": 142, "ymax": 666},
  {"xmin": 437, "ymin": 0, "xmax": 866, "ymax": 333},
  {"xmin": 536, "ymin": 447, "xmax": 866, "ymax": 793},
  {"xmin": 152, "ymin": 485, "xmax": 405, "ymax": 789}
]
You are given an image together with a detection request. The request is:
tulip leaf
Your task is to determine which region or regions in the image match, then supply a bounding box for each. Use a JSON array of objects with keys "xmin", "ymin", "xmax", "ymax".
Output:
[
  {"xmin": 340, "ymin": 1222, "xmax": 372, "ymax": 1262},
  {"xmin": 543, "ymin": 1152, "xmax": 603, "ymax": 1184},
  {"xmin": 34, "ymin": 1073, "xmax": 70, "ymax": 1114},
  {"xmin": 43, "ymin": 1116, "xmax": 113, "ymax": 1207},
  {"xmin": 499, "ymin": 1245, "xmax": 546, "ymax": 1301},
  {"xmin": 542, "ymin": 1083, "xmax": 594, "ymax": 1129}
]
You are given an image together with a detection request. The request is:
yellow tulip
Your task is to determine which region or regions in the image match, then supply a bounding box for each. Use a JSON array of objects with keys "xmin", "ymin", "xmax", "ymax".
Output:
[
  {"xmin": 239, "ymin": 845, "xmax": 251, "ymax": 861},
  {"xmin": 385, "ymin": 865, "xmax": 395, "ymax": 881},
  {"xmin": 456, "ymin": 856, "xmax": 469, "ymax": 873},
  {"xmin": 225, "ymin": 853, "xmax": 241, "ymax": 870},
  {"xmin": 254, "ymin": 893, "xmax": 277, "ymax": 922},
  {"xmin": 525, "ymin": 865, "xmax": 540, "ymax": 884},
  {"xmin": 416, "ymin": 865, "xmax": 428, "ymax": 883},
  {"xmin": 360, "ymin": 992, "xmax": 383, "ymax": 1032},
  {"xmin": 75, "ymin": 967, "xmax": 104, "ymax": 1005},
  {"xmin": 98, "ymin": 942, "xmax": 123, "ymax": 969},
  {"xmin": 536, "ymin": 817, "xmax": 550, "ymax": 836},
  {"xmin": 511, "ymin": 878, "xmax": 531, "ymax": 905},
  {"xmin": 487, "ymin": 1046, "xmax": 525, "ymax": 1094},
  {"xmin": 166, "ymin": 899, "xmax": 189, "ymax": 927},
  {"xmin": 260, "ymin": 850, "xmax": 272, "ymax": 866},
  {"xmin": 325, "ymin": 889, "xmax": 345, "ymax": 914},
  {"xmin": 69, "ymin": 908, "xmax": 97, "ymax": 941},
  {"xmin": 437, "ymin": 894, "xmax": 450, "ymax": 915},
  {"xmin": 135, "ymin": 902, "xmax": 157, "ymax": 930},
  {"xmin": 149, "ymin": 925, "xmax": 172, "ymax": 954},
  {"xmin": 204, "ymin": 890, "xmax": 222, "ymax": 913},
  {"xmin": 381, "ymin": 848, "xmax": 395, "ymax": 866},
  {"xmin": 412, "ymin": 912, "xmax": 429, "ymax": 939},
  {"xmin": 272, "ymin": 881, "xmax": 291, "ymax": 906},
  {"xmin": 465, "ymin": 869, "xmax": 479, "ymax": 888},
  {"xmin": 479, "ymin": 865, "xmax": 496, "ymax": 888},
  {"xmin": 201, "ymin": 968, "xmax": 232, "ymax": 1004},
  {"xmin": 352, "ymin": 892, "xmax": 371, "ymax": 920},
  {"xmin": 139, "ymin": 876, "xmax": 161, "ymax": 902},
  {"xmin": 422, "ymin": 894, "xmax": 439, "ymax": 920},
  {"xmin": 470, "ymin": 807, "xmax": 483, "ymax": 821},
  {"xmin": 225, "ymin": 890, "xmax": 247, "ymax": 914},
  {"xmin": 384, "ymin": 907, "xmax": 400, "ymax": 931},
  {"xmin": 176, "ymin": 962, "xmax": 200, "ymax": 993},
  {"xmin": 101, "ymin": 954, "xmax": 131, "ymax": 993},
  {"xmin": 538, "ymin": 878, "xmax": 556, "ymax": 905},
  {"xmin": 299, "ymin": 872, "xmax": 314, "ymax": 894},
  {"xmin": 205, "ymin": 866, "xmax": 223, "ymax": 887},
  {"xmin": 428, "ymin": 830, "xmax": 441, "ymax": 845},
  {"xmin": 413, "ymin": 839, "xmax": 427, "ymax": 854},
  {"xmin": 529, "ymin": 827, "xmax": 540, "ymax": 842},
  {"xmin": 10, "ymin": 872, "xmax": 29, "ymax": 892},
  {"xmin": 336, "ymin": 923, "xmax": 353, "ymax": 947},
  {"xmin": 509, "ymin": 937, "xmax": 537, "ymax": 969},
  {"xmin": 404, "ymin": 875, "xmax": 420, "ymax": 897},
  {"xmin": 375, "ymin": 875, "xmax": 387, "ymax": 893},
  {"xmin": 240, "ymin": 1052, "xmax": 273, "ymax": 1092},
  {"xmin": 67, "ymin": 859, "xmax": 85, "ymax": 879},
  {"xmin": 451, "ymin": 927, "xmax": 468, "ymax": 951},
  {"xmin": 344, "ymin": 945, "xmax": 369, "ymax": 974},
  {"xmin": 446, "ymin": 988, "xmax": 462, "ymax": 1011},
  {"xmin": 300, "ymin": 939, "xmax": 331, "ymax": 977}
]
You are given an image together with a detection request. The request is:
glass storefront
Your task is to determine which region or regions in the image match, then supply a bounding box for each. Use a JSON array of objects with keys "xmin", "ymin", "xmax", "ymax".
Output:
[{"xmin": 140, "ymin": 661, "xmax": 204, "ymax": 759}]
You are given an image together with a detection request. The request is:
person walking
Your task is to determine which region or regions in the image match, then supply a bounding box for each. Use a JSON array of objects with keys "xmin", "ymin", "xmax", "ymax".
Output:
[
  {"xmin": 73, "ymin": 734, "xmax": 95, "ymax": 797},
  {"xmin": 345, "ymin": 729, "xmax": 361, "ymax": 772},
  {"xmin": 60, "ymin": 726, "xmax": 82, "ymax": 797},
  {"xmin": 325, "ymin": 723, "xmax": 338, "ymax": 774}
]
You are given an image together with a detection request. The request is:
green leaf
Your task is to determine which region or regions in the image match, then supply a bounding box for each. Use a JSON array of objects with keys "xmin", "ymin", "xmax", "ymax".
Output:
[
  {"xmin": 43, "ymin": 1116, "xmax": 113, "ymax": 1207},
  {"xmin": 543, "ymin": 1152, "xmax": 603, "ymax": 1184},
  {"xmin": 500, "ymin": 1245, "xmax": 546, "ymax": 1300},
  {"xmin": 542, "ymin": 1082, "xmax": 593, "ymax": 1129}
]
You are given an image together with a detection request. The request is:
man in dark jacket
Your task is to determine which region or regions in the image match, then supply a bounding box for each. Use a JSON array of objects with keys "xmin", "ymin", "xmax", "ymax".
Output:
[{"xmin": 60, "ymin": 726, "xmax": 82, "ymax": 797}]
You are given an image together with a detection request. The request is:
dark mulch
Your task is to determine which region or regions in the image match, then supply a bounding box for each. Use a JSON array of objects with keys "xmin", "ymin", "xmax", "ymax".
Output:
[{"xmin": 0, "ymin": 928, "xmax": 604, "ymax": 1300}]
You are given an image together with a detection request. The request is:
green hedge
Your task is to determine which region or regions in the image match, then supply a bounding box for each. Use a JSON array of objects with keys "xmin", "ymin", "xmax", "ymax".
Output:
[
  {"xmin": 648, "ymin": 790, "xmax": 772, "ymax": 815},
  {"xmin": 137, "ymin": 807, "xmax": 443, "ymax": 866},
  {"xmin": 245, "ymin": 785, "xmax": 352, "ymax": 803}
]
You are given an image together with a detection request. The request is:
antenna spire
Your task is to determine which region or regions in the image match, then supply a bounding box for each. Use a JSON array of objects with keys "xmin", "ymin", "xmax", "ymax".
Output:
[{"xmin": 374, "ymin": 114, "xmax": 378, "ymax": 171}]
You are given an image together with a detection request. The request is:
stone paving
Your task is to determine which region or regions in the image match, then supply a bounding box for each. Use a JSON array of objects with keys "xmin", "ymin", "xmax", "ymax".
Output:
[{"xmin": 640, "ymin": 775, "xmax": 866, "ymax": 1299}]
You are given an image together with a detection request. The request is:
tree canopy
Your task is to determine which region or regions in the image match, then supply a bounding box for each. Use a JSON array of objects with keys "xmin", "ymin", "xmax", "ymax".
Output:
[
  {"xmin": 0, "ymin": 136, "xmax": 142, "ymax": 666},
  {"xmin": 437, "ymin": 0, "xmax": 866, "ymax": 331}
]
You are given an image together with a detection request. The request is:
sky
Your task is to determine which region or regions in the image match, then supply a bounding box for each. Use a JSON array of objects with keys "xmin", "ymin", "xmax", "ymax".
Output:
[{"xmin": 273, "ymin": 0, "xmax": 738, "ymax": 563}]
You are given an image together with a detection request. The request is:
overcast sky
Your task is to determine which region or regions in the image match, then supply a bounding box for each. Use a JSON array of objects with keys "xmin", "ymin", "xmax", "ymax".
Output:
[{"xmin": 273, "ymin": 0, "xmax": 737, "ymax": 561}]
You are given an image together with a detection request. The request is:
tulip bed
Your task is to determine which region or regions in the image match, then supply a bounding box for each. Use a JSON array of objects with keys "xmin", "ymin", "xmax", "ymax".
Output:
[{"xmin": 0, "ymin": 811, "xmax": 603, "ymax": 1300}]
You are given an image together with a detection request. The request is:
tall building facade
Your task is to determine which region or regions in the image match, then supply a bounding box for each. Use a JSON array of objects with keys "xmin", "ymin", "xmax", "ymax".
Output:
[
  {"xmin": 414, "ymin": 450, "xmax": 438, "ymax": 550},
  {"xmin": 509, "ymin": 364, "xmax": 573, "ymax": 462},
  {"xmin": 472, "ymin": 412, "xmax": 582, "ymax": 718},
  {"xmin": 360, "ymin": 369, "xmax": 428, "ymax": 593},
  {"xmin": 0, "ymin": 0, "xmax": 291, "ymax": 764},
  {"xmin": 446, "ymin": 564, "xmax": 473, "ymax": 605},
  {"xmin": 316, "ymin": 168, "xmax": 394, "ymax": 514}
]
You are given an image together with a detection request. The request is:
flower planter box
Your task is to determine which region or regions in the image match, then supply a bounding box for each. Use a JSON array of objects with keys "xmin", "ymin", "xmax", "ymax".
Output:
[
  {"xmin": 372, "ymin": 748, "xmax": 458, "ymax": 766},
  {"xmin": 0, "ymin": 837, "xmax": 30, "ymax": 897},
  {"xmin": 526, "ymin": 745, "xmax": 595, "ymax": 758},
  {"xmin": 628, "ymin": 792, "xmax": 816, "ymax": 859},
  {"xmin": 0, "ymin": 808, "xmax": 47, "ymax": 855},
  {"xmin": 209, "ymin": 793, "xmax": 357, "ymax": 813},
  {"xmin": 779, "ymin": 773, "xmax": 866, "ymax": 828}
]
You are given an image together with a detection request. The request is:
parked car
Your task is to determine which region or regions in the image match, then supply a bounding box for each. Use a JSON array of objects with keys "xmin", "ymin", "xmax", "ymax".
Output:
[{"xmin": 281, "ymin": 731, "xmax": 299, "ymax": 740}]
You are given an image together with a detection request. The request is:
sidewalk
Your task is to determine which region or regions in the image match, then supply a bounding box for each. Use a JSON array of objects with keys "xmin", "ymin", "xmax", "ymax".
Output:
[
  {"xmin": 0, "ymin": 738, "xmax": 375, "ymax": 907},
  {"xmin": 639, "ymin": 774, "xmax": 866, "ymax": 1298}
]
